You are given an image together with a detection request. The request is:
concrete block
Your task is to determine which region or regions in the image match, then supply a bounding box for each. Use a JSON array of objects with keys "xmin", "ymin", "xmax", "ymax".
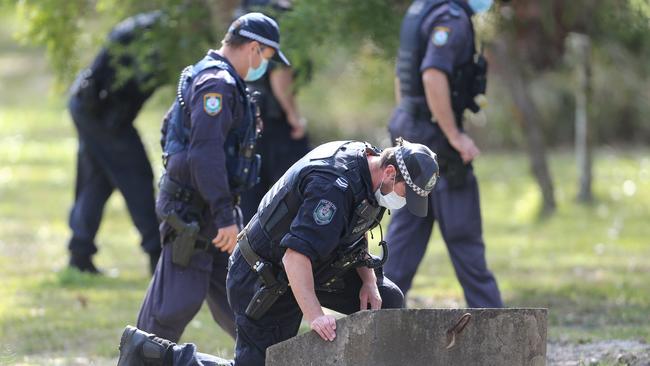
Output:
[{"xmin": 266, "ymin": 308, "xmax": 547, "ymax": 366}]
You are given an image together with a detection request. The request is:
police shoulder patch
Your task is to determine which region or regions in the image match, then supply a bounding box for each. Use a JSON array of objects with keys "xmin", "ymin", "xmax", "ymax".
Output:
[
  {"xmin": 203, "ymin": 93, "xmax": 222, "ymax": 116},
  {"xmin": 313, "ymin": 199, "xmax": 337, "ymax": 226},
  {"xmin": 432, "ymin": 26, "xmax": 451, "ymax": 47}
]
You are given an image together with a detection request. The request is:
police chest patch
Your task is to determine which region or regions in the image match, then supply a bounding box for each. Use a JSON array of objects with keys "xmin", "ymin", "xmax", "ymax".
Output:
[
  {"xmin": 432, "ymin": 26, "xmax": 450, "ymax": 47},
  {"xmin": 313, "ymin": 199, "xmax": 337, "ymax": 226},
  {"xmin": 203, "ymin": 93, "xmax": 222, "ymax": 116}
]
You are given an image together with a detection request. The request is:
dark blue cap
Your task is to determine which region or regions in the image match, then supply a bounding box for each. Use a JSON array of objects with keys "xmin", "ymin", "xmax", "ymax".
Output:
[
  {"xmin": 394, "ymin": 138, "xmax": 439, "ymax": 217},
  {"xmin": 228, "ymin": 12, "xmax": 290, "ymax": 66}
]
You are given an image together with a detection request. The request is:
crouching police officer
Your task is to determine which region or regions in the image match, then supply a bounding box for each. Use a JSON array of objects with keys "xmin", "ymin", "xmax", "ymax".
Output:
[
  {"xmin": 384, "ymin": 0, "xmax": 503, "ymax": 308},
  {"xmin": 118, "ymin": 138, "xmax": 440, "ymax": 366},
  {"xmin": 135, "ymin": 12, "xmax": 290, "ymax": 343}
]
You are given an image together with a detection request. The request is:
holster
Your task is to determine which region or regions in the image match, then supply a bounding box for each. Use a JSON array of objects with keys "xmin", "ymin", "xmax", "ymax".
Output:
[
  {"xmin": 432, "ymin": 131, "xmax": 469, "ymax": 189},
  {"xmin": 314, "ymin": 236, "xmax": 387, "ymax": 292},
  {"xmin": 238, "ymin": 230, "xmax": 288, "ymax": 320},
  {"xmin": 162, "ymin": 211, "xmax": 200, "ymax": 268}
]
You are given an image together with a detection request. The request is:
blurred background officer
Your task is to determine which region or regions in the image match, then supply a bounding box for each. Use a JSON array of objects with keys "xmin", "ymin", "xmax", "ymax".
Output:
[
  {"xmin": 66, "ymin": 11, "xmax": 165, "ymax": 274},
  {"xmin": 136, "ymin": 12, "xmax": 289, "ymax": 343},
  {"xmin": 235, "ymin": 0, "xmax": 311, "ymax": 224},
  {"xmin": 117, "ymin": 139, "xmax": 439, "ymax": 366},
  {"xmin": 384, "ymin": 0, "xmax": 503, "ymax": 308}
]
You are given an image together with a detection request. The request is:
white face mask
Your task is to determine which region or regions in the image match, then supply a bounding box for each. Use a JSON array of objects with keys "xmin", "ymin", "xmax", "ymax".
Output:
[{"xmin": 374, "ymin": 174, "xmax": 407, "ymax": 210}]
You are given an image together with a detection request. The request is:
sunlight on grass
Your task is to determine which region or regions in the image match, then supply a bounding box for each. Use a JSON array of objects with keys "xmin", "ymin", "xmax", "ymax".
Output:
[{"xmin": 1, "ymin": 106, "xmax": 649, "ymax": 360}]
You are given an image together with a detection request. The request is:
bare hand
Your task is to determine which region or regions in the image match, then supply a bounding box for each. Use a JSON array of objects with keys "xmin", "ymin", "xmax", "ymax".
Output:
[
  {"xmin": 290, "ymin": 125, "xmax": 306, "ymax": 140},
  {"xmin": 288, "ymin": 114, "xmax": 307, "ymax": 140},
  {"xmin": 359, "ymin": 282, "xmax": 382, "ymax": 310},
  {"xmin": 311, "ymin": 314, "xmax": 337, "ymax": 341},
  {"xmin": 212, "ymin": 224, "xmax": 238, "ymax": 254},
  {"xmin": 449, "ymin": 133, "xmax": 480, "ymax": 163}
]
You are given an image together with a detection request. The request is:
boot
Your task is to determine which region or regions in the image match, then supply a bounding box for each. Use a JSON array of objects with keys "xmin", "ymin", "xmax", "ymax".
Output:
[
  {"xmin": 69, "ymin": 253, "xmax": 102, "ymax": 274},
  {"xmin": 118, "ymin": 325, "xmax": 174, "ymax": 366}
]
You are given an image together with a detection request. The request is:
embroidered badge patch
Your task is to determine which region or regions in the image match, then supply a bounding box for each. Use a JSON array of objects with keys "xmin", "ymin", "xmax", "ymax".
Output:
[
  {"xmin": 313, "ymin": 199, "xmax": 337, "ymax": 225},
  {"xmin": 425, "ymin": 174, "xmax": 438, "ymax": 191},
  {"xmin": 432, "ymin": 26, "xmax": 451, "ymax": 47},
  {"xmin": 203, "ymin": 93, "xmax": 222, "ymax": 116},
  {"xmin": 334, "ymin": 177, "xmax": 349, "ymax": 190}
]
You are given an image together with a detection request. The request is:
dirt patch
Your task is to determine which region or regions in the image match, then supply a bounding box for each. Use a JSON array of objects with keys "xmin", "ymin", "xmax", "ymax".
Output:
[{"xmin": 548, "ymin": 340, "xmax": 650, "ymax": 365}]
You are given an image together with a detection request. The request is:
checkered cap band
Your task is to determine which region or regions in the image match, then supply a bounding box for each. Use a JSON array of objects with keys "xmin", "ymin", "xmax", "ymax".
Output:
[{"xmin": 395, "ymin": 146, "xmax": 429, "ymax": 197}]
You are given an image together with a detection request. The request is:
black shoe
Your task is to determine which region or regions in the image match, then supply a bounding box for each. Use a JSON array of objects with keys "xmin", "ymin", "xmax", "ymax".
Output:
[
  {"xmin": 69, "ymin": 253, "xmax": 102, "ymax": 274},
  {"xmin": 118, "ymin": 325, "xmax": 174, "ymax": 366},
  {"xmin": 148, "ymin": 248, "xmax": 162, "ymax": 275}
]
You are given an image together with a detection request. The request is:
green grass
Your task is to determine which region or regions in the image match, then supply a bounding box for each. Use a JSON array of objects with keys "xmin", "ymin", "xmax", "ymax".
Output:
[
  {"xmin": 2, "ymin": 101, "xmax": 649, "ymax": 365},
  {"xmin": 2, "ymin": 7, "xmax": 650, "ymax": 364}
]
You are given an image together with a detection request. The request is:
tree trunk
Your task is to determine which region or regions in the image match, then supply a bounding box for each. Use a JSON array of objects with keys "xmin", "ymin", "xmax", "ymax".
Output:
[
  {"xmin": 492, "ymin": 40, "xmax": 556, "ymax": 215},
  {"xmin": 567, "ymin": 33, "xmax": 593, "ymax": 203}
]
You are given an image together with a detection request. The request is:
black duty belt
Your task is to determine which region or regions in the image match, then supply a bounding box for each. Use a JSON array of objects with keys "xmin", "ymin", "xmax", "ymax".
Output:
[
  {"xmin": 237, "ymin": 225, "xmax": 289, "ymax": 320},
  {"xmin": 158, "ymin": 174, "xmax": 205, "ymax": 211},
  {"xmin": 236, "ymin": 228, "xmax": 266, "ymax": 272}
]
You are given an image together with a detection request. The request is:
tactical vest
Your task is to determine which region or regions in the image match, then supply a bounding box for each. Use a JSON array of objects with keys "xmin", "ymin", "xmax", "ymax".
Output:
[
  {"xmin": 161, "ymin": 55, "xmax": 261, "ymax": 194},
  {"xmin": 396, "ymin": 0, "xmax": 487, "ymax": 125},
  {"xmin": 254, "ymin": 141, "xmax": 385, "ymax": 264}
]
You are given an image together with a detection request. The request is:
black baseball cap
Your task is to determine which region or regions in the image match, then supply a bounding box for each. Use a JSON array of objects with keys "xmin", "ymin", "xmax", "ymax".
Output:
[
  {"xmin": 227, "ymin": 12, "xmax": 290, "ymax": 66},
  {"xmin": 393, "ymin": 138, "xmax": 439, "ymax": 217}
]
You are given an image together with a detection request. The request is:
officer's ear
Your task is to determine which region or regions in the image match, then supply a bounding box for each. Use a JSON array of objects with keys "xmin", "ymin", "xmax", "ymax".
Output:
[{"xmin": 384, "ymin": 164, "xmax": 397, "ymax": 178}]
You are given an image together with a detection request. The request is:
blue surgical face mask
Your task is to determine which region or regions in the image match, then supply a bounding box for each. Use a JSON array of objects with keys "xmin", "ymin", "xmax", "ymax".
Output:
[
  {"xmin": 245, "ymin": 47, "xmax": 269, "ymax": 82},
  {"xmin": 468, "ymin": 0, "xmax": 493, "ymax": 14}
]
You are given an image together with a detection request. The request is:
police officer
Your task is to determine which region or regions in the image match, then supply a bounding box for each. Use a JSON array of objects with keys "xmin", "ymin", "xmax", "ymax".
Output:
[
  {"xmin": 384, "ymin": 0, "xmax": 503, "ymax": 308},
  {"xmin": 117, "ymin": 139, "xmax": 440, "ymax": 366},
  {"xmin": 67, "ymin": 11, "xmax": 165, "ymax": 274},
  {"xmin": 236, "ymin": 0, "xmax": 311, "ymax": 224},
  {"xmin": 135, "ymin": 12, "xmax": 290, "ymax": 342}
]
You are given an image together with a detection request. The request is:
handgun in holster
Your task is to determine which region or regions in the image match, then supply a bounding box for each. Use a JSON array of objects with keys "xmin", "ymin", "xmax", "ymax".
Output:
[
  {"xmin": 163, "ymin": 211, "xmax": 200, "ymax": 268},
  {"xmin": 436, "ymin": 142, "xmax": 468, "ymax": 189},
  {"xmin": 245, "ymin": 261, "xmax": 288, "ymax": 320}
]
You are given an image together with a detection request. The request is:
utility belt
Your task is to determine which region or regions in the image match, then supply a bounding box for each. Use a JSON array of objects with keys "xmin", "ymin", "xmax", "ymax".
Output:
[
  {"xmin": 159, "ymin": 174, "xmax": 211, "ymax": 267},
  {"xmin": 236, "ymin": 225, "xmax": 288, "ymax": 320},
  {"xmin": 159, "ymin": 174, "xmax": 206, "ymax": 212}
]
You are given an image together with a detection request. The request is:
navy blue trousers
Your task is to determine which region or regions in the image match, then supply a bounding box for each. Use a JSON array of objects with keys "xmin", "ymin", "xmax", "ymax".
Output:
[
  {"xmin": 67, "ymin": 96, "xmax": 160, "ymax": 257},
  {"xmin": 225, "ymin": 244, "xmax": 404, "ymax": 366},
  {"xmin": 136, "ymin": 243, "xmax": 236, "ymax": 342},
  {"xmin": 384, "ymin": 109, "xmax": 503, "ymax": 308}
]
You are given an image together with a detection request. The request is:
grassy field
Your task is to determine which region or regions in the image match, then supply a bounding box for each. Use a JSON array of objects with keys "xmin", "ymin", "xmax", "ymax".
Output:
[
  {"xmin": 2, "ymin": 9, "xmax": 650, "ymax": 366},
  {"xmin": 1, "ymin": 98, "xmax": 649, "ymax": 365}
]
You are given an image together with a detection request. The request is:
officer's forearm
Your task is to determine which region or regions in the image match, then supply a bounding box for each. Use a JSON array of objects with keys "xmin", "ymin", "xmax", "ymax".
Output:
[
  {"xmin": 356, "ymin": 266, "xmax": 377, "ymax": 285},
  {"xmin": 282, "ymin": 248, "xmax": 324, "ymax": 323},
  {"xmin": 269, "ymin": 67, "xmax": 301, "ymax": 125},
  {"xmin": 422, "ymin": 68, "xmax": 461, "ymax": 142}
]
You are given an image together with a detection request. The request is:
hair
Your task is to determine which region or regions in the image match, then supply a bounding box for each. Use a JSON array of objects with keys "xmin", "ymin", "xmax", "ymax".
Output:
[
  {"xmin": 222, "ymin": 32, "xmax": 255, "ymax": 48},
  {"xmin": 379, "ymin": 147, "xmax": 404, "ymax": 182}
]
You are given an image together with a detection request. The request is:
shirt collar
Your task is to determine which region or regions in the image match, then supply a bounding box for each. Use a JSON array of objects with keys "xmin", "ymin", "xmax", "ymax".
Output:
[
  {"xmin": 452, "ymin": 0, "xmax": 475, "ymax": 16},
  {"xmin": 357, "ymin": 149, "xmax": 379, "ymax": 205}
]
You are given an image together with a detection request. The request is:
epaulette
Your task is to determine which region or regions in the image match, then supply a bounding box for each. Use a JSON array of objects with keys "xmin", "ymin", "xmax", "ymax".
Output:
[
  {"xmin": 334, "ymin": 176, "xmax": 349, "ymax": 191},
  {"xmin": 448, "ymin": 2, "xmax": 462, "ymax": 17}
]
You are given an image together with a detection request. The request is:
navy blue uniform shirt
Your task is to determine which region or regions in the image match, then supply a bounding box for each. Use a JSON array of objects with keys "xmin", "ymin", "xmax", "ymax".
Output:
[
  {"xmin": 420, "ymin": 1, "xmax": 474, "ymax": 77},
  {"xmin": 278, "ymin": 155, "xmax": 376, "ymax": 263},
  {"xmin": 165, "ymin": 51, "xmax": 245, "ymax": 236}
]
